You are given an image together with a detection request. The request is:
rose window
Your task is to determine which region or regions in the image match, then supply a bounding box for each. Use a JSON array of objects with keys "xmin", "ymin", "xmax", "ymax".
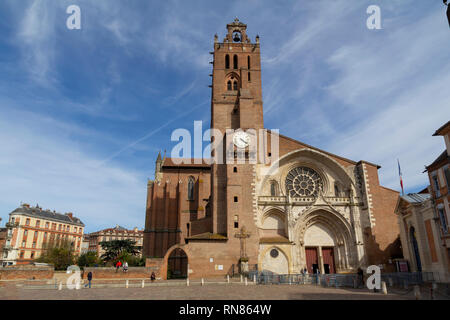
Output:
[{"xmin": 285, "ymin": 167, "xmax": 323, "ymax": 197}]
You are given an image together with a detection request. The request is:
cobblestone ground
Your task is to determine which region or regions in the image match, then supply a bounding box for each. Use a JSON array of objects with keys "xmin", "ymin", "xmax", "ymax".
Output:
[{"xmin": 0, "ymin": 283, "xmax": 448, "ymax": 300}]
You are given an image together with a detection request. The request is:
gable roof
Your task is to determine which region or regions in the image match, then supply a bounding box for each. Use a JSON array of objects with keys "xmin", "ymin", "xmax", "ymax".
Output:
[
  {"xmin": 425, "ymin": 150, "xmax": 448, "ymax": 171},
  {"xmin": 274, "ymin": 131, "xmax": 381, "ymax": 169},
  {"xmin": 433, "ymin": 121, "xmax": 450, "ymax": 136}
]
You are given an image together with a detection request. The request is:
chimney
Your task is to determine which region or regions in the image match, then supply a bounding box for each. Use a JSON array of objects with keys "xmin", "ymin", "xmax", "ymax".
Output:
[{"xmin": 66, "ymin": 212, "xmax": 73, "ymax": 220}]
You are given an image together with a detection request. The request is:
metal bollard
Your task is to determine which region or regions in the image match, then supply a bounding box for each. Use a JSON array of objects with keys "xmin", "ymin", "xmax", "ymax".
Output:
[
  {"xmin": 201, "ymin": 278, "xmax": 204, "ymax": 286},
  {"xmin": 240, "ymin": 275, "xmax": 243, "ymax": 283},
  {"xmin": 58, "ymin": 282, "xmax": 62, "ymax": 290},
  {"xmin": 186, "ymin": 278, "xmax": 189, "ymax": 286},
  {"xmin": 126, "ymin": 280, "xmax": 129, "ymax": 288},
  {"xmin": 245, "ymin": 277, "xmax": 248, "ymax": 286},
  {"xmin": 227, "ymin": 275, "xmax": 230, "ymax": 284},
  {"xmin": 253, "ymin": 274, "xmax": 256, "ymax": 284},
  {"xmin": 381, "ymin": 281, "xmax": 387, "ymax": 295},
  {"xmin": 142, "ymin": 280, "xmax": 145, "ymax": 288}
]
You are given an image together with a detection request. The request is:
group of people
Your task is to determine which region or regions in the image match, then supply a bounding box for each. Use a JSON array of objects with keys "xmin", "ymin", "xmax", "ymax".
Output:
[{"xmin": 115, "ymin": 260, "xmax": 129, "ymax": 273}]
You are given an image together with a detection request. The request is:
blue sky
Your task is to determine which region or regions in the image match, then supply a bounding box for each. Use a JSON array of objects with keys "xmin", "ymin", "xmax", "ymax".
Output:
[{"xmin": 0, "ymin": 1, "xmax": 449, "ymax": 233}]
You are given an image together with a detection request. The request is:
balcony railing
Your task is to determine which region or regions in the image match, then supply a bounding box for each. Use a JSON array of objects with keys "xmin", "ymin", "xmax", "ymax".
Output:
[
  {"xmin": 258, "ymin": 196, "xmax": 361, "ymax": 206},
  {"xmin": 2, "ymin": 244, "xmax": 13, "ymax": 251},
  {"xmin": 5, "ymin": 222, "xmax": 19, "ymax": 228}
]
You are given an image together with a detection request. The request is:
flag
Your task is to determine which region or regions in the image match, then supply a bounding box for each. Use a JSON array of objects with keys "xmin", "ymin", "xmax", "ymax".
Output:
[{"xmin": 398, "ymin": 159, "xmax": 404, "ymax": 195}]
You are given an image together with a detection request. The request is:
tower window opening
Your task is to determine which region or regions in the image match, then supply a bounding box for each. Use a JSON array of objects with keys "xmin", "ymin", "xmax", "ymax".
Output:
[
  {"xmin": 247, "ymin": 56, "xmax": 250, "ymax": 69},
  {"xmin": 233, "ymin": 166, "xmax": 237, "ymax": 173},
  {"xmin": 248, "ymin": 72, "xmax": 251, "ymax": 81},
  {"xmin": 225, "ymin": 54, "xmax": 230, "ymax": 69},
  {"xmin": 227, "ymin": 80, "xmax": 232, "ymax": 91},
  {"xmin": 188, "ymin": 176, "xmax": 195, "ymax": 200},
  {"xmin": 233, "ymin": 81, "xmax": 238, "ymax": 90},
  {"xmin": 234, "ymin": 196, "xmax": 238, "ymax": 202},
  {"xmin": 233, "ymin": 55, "xmax": 238, "ymax": 69},
  {"xmin": 234, "ymin": 215, "xmax": 239, "ymax": 229}
]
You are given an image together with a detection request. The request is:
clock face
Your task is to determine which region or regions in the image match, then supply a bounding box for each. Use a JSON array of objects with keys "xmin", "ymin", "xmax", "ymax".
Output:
[{"xmin": 233, "ymin": 131, "xmax": 250, "ymax": 148}]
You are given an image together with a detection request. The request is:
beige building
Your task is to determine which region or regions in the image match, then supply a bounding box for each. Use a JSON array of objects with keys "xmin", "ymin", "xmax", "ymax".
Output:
[
  {"xmin": 88, "ymin": 225, "xmax": 143, "ymax": 258},
  {"xmin": 1, "ymin": 204, "xmax": 85, "ymax": 266},
  {"xmin": 395, "ymin": 192, "xmax": 449, "ymax": 281}
]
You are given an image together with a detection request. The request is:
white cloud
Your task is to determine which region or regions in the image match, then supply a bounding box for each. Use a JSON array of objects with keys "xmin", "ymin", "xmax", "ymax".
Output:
[{"xmin": 0, "ymin": 107, "xmax": 146, "ymax": 232}]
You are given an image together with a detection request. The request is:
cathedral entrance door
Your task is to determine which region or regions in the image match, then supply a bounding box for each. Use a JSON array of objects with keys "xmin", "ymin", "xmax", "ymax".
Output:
[
  {"xmin": 305, "ymin": 247, "xmax": 318, "ymax": 274},
  {"xmin": 322, "ymin": 247, "xmax": 335, "ymax": 274}
]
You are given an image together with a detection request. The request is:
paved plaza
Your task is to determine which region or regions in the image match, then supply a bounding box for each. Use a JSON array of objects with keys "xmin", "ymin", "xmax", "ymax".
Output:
[{"xmin": 0, "ymin": 282, "xmax": 448, "ymax": 300}]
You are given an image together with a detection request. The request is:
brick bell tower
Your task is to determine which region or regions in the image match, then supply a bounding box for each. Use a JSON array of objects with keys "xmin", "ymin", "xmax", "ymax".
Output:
[{"xmin": 209, "ymin": 19, "xmax": 263, "ymax": 266}]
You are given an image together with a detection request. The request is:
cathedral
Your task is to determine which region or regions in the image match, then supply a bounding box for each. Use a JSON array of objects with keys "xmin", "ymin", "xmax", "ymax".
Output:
[{"xmin": 143, "ymin": 19, "xmax": 402, "ymax": 279}]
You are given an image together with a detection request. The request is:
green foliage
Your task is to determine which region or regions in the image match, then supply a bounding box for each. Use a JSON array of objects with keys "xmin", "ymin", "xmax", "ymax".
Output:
[
  {"xmin": 36, "ymin": 239, "xmax": 75, "ymax": 270},
  {"xmin": 99, "ymin": 239, "xmax": 140, "ymax": 263},
  {"xmin": 77, "ymin": 251, "xmax": 101, "ymax": 268},
  {"xmin": 117, "ymin": 251, "xmax": 145, "ymax": 266}
]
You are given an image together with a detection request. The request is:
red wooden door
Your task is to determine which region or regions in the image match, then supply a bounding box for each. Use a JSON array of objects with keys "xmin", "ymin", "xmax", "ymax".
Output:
[
  {"xmin": 322, "ymin": 247, "xmax": 335, "ymax": 274},
  {"xmin": 305, "ymin": 247, "xmax": 318, "ymax": 274}
]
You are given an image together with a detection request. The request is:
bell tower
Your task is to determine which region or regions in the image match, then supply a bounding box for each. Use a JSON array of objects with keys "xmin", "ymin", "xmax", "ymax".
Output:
[
  {"xmin": 210, "ymin": 18, "xmax": 264, "ymax": 133},
  {"xmin": 208, "ymin": 19, "xmax": 262, "ymax": 267}
]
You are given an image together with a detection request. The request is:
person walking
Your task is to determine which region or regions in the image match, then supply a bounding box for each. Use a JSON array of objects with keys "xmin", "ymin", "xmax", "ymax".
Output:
[
  {"xmin": 150, "ymin": 272, "xmax": 156, "ymax": 282},
  {"xmin": 116, "ymin": 260, "xmax": 122, "ymax": 273},
  {"xmin": 85, "ymin": 271, "xmax": 93, "ymax": 288},
  {"xmin": 123, "ymin": 261, "xmax": 128, "ymax": 273}
]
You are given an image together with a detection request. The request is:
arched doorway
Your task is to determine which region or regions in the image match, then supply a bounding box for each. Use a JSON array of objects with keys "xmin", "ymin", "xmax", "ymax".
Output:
[
  {"xmin": 167, "ymin": 248, "xmax": 188, "ymax": 279},
  {"xmin": 410, "ymin": 227, "xmax": 422, "ymax": 272},
  {"xmin": 304, "ymin": 224, "xmax": 336, "ymax": 274},
  {"xmin": 297, "ymin": 209, "xmax": 357, "ymax": 274}
]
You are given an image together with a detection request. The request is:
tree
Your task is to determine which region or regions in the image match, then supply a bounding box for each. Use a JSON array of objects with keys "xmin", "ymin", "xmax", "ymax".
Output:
[
  {"xmin": 36, "ymin": 239, "xmax": 75, "ymax": 270},
  {"xmin": 99, "ymin": 239, "xmax": 140, "ymax": 263},
  {"xmin": 77, "ymin": 251, "xmax": 101, "ymax": 268}
]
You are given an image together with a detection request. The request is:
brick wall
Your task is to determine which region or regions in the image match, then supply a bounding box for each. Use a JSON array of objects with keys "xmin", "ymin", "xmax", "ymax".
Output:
[
  {"xmin": 0, "ymin": 266, "xmax": 54, "ymax": 280},
  {"xmin": 82, "ymin": 266, "xmax": 161, "ymax": 279},
  {"xmin": 363, "ymin": 163, "xmax": 402, "ymax": 270}
]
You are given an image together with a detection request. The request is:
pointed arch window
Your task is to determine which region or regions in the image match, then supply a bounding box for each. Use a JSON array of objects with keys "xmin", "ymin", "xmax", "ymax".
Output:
[
  {"xmin": 227, "ymin": 80, "xmax": 232, "ymax": 91},
  {"xmin": 187, "ymin": 176, "xmax": 195, "ymax": 201},
  {"xmin": 233, "ymin": 55, "xmax": 238, "ymax": 69},
  {"xmin": 233, "ymin": 81, "xmax": 238, "ymax": 90},
  {"xmin": 225, "ymin": 54, "xmax": 230, "ymax": 69}
]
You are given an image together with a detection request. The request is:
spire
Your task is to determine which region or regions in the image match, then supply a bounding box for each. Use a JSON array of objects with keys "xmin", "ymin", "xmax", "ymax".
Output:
[{"xmin": 156, "ymin": 150, "xmax": 162, "ymax": 162}]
